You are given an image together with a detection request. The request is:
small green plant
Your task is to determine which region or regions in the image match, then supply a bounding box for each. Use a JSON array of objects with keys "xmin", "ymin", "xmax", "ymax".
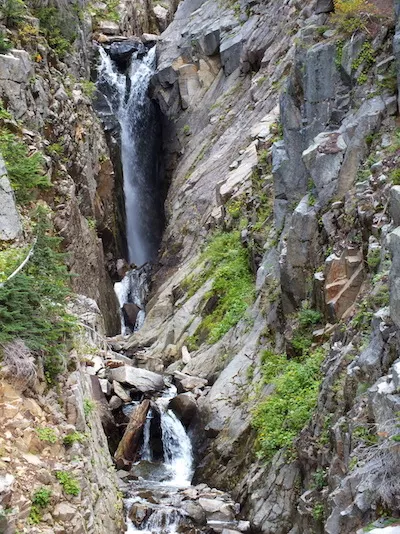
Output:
[
  {"xmin": 390, "ymin": 168, "xmax": 400, "ymax": 185},
  {"xmin": 83, "ymin": 398, "xmax": 95, "ymax": 417},
  {"xmin": 32, "ymin": 487, "xmax": 52, "ymax": 508},
  {"xmin": 35, "ymin": 6, "xmax": 77, "ymax": 59},
  {"xmin": 0, "ymin": 31, "xmax": 11, "ymax": 53},
  {"xmin": 55, "ymin": 471, "xmax": 80, "ymax": 496},
  {"xmin": 182, "ymin": 124, "xmax": 191, "ymax": 136},
  {"xmin": 312, "ymin": 503, "xmax": 325, "ymax": 521},
  {"xmin": 312, "ymin": 468, "xmax": 327, "ymax": 490},
  {"xmin": 0, "ymin": 99, "xmax": 11, "ymax": 119},
  {"xmin": 80, "ymin": 79, "xmax": 96, "ymax": 98},
  {"xmin": 36, "ymin": 427, "xmax": 57, "ymax": 443},
  {"xmin": 298, "ymin": 309, "xmax": 322, "ymax": 328},
  {"xmin": 63, "ymin": 431, "xmax": 86, "ymax": 446}
]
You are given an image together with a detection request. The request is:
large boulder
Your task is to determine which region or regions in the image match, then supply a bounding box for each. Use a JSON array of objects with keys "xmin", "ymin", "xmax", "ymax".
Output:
[
  {"xmin": 111, "ymin": 366, "xmax": 165, "ymax": 392},
  {"xmin": 169, "ymin": 393, "xmax": 198, "ymax": 427},
  {"xmin": 108, "ymin": 40, "xmax": 145, "ymax": 66}
]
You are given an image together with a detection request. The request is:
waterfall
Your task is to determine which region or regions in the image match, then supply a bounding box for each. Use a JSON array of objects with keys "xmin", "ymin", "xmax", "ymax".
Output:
[
  {"xmin": 96, "ymin": 45, "xmax": 164, "ymax": 335},
  {"xmin": 160, "ymin": 410, "xmax": 194, "ymax": 487},
  {"xmin": 97, "ymin": 46, "xmax": 162, "ymax": 267}
]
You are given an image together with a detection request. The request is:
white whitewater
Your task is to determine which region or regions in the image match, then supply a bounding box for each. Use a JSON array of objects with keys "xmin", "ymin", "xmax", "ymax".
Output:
[
  {"xmin": 140, "ymin": 408, "xmax": 153, "ymax": 462},
  {"xmin": 97, "ymin": 47, "xmax": 157, "ymax": 266}
]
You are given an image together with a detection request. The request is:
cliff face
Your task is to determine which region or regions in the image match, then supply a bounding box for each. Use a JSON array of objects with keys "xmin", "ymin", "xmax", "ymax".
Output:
[{"xmin": 114, "ymin": 0, "xmax": 400, "ymax": 532}]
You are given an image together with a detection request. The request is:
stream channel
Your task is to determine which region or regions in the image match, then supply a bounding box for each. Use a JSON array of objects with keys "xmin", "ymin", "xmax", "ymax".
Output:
[{"xmin": 95, "ymin": 40, "xmax": 249, "ymax": 534}]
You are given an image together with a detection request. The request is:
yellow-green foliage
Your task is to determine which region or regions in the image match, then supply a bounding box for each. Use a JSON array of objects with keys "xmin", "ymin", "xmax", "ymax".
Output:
[
  {"xmin": 331, "ymin": 0, "xmax": 377, "ymax": 34},
  {"xmin": 186, "ymin": 231, "xmax": 255, "ymax": 348},
  {"xmin": 252, "ymin": 348, "xmax": 325, "ymax": 460},
  {"xmin": 55, "ymin": 471, "xmax": 80, "ymax": 496}
]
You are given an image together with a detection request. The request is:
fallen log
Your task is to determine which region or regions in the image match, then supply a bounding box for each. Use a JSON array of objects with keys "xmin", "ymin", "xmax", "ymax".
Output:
[{"xmin": 114, "ymin": 399, "xmax": 150, "ymax": 470}]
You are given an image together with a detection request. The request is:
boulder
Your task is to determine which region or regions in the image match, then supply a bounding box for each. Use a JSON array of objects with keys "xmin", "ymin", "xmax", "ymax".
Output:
[
  {"xmin": 123, "ymin": 302, "xmax": 141, "ymax": 328},
  {"xmin": 111, "ymin": 366, "xmax": 164, "ymax": 392},
  {"xmin": 181, "ymin": 500, "xmax": 207, "ymax": 525},
  {"xmin": 109, "ymin": 395, "xmax": 123, "ymax": 410},
  {"xmin": 113, "ymin": 380, "xmax": 131, "ymax": 402},
  {"xmin": 153, "ymin": 4, "xmax": 168, "ymax": 32},
  {"xmin": 169, "ymin": 393, "xmax": 198, "ymax": 426},
  {"xmin": 315, "ymin": 0, "xmax": 334, "ymax": 12},
  {"xmin": 198, "ymin": 497, "xmax": 235, "ymax": 522},
  {"xmin": 175, "ymin": 372, "xmax": 207, "ymax": 392},
  {"xmin": 0, "ymin": 156, "xmax": 21, "ymax": 241},
  {"xmin": 53, "ymin": 502, "xmax": 78, "ymax": 522},
  {"xmin": 97, "ymin": 20, "xmax": 120, "ymax": 35},
  {"xmin": 114, "ymin": 399, "xmax": 150, "ymax": 469},
  {"xmin": 220, "ymin": 33, "xmax": 243, "ymax": 75},
  {"xmin": 109, "ymin": 40, "xmax": 144, "ymax": 66},
  {"xmin": 129, "ymin": 502, "xmax": 153, "ymax": 527},
  {"xmin": 98, "ymin": 378, "xmax": 112, "ymax": 396},
  {"xmin": 198, "ymin": 29, "xmax": 220, "ymax": 56}
]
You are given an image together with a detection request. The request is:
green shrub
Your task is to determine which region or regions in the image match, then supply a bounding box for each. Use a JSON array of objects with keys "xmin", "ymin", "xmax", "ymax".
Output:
[
  {"xmin": 0, "ymin": 130, "xmax": 49, "ymax": 204},
  {"xmin": 390, "ymin": 168, "xmax": 400, "ymax": 185},
  {"xmin": 36, "ymin": 427, "xmax": 57, "ymax": 443},
  {"xmin": 252, "ymin": 348, "xmax": 325, "ymax": 460},
  {"xmin": 312, "ymin": 503, "xmax": 325, "ymax": 521},
  {"xmin": 0, "ymin": 0, "xmax": 25, "ymax": 27},
  {"xmin": 80, "ymin": 79, "xmax": 96, "ymax": 98},
  {"xmin": 0, "ymin": 31, "xmax": 11, "ymax": 53},
  {"xmin": 331, "ymin": 0, "xmax": 377, "ymax": 35},
  {"xmin": 35, "ymin": 6, "xmax": 77, "ymax": 59},
  {"xmin": 298, "ymin": 309, "xmax": 322, "ymax": 328},
  {"xmin": 63, "ymin": 431, "xmax": 86, "ymax": 446},
  {"xmin": 183, "ymin": 124, "xmax": 191, "ymax": 136},
  {"xmin": 189, "ymin": 231, "xmax": 255, "ymax": 344},
  {"xmin": 32, "ymin": 487, "xmax": 52, "ymax": 508},
  {"xmin": 83, "ymin": 398, "xmax": 95, "ymax": 417},
  {"xmin": 55, "ymin": 471, "xmax": 80, "ymax": 496},
  {"xmin": 0, "ymin": 205, "xmax": 76, "ymax": 382}
]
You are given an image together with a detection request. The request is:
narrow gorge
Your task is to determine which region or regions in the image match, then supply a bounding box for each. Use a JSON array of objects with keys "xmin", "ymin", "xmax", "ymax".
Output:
[{"xmin": 1, "ymin": 0, "xmax": 400, "ymax": 533}]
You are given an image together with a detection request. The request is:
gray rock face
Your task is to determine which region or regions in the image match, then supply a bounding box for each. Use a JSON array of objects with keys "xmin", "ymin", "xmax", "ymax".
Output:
[
  {"xmin": 390, "ymin": 186, "xmax": 400, "ymax": 227},
  {"xmin": 302, "ymin": 131, "xmax": 347, "ymax": 205},
  {"xmin": 199, "ymin": 29, "xmax": 220, "ymax": 56},
  {"xmin": 315, "ymin": 0, "xmax": 334, "ymax": 13},
  {"xmin": 389, "ymin": 227, "xmax": 400, "ymax": 328},
  {"xmin": 111, "ymin": 366, "xmax": 165, "ymax": 392},
  {"xmin": 220, "ymin": 33, "xmax": 243, "ymax": 75},
  {"xmin": 0, "ymin": 156, "xmax": 21, "ymax": 241}
]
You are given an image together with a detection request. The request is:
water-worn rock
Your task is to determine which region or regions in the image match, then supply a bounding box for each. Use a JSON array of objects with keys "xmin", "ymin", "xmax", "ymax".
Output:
[
  {"xmin": 169, "ymin": 393, "xmax": 198, "ymax": 427},
  {"xmin": 181, "ymin": 500, "xmax": 207, "ymax": 525},
  {"xmin": 111, "ymin": 366, "xmax": 165, "ymax": 392}
]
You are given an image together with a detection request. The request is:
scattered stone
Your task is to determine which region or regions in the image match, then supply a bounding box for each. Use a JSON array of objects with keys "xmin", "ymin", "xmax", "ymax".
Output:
[
  {"xmin": 169, "ymin": 393, "xmax": 197, "ymax": 426},
  {"xmin": 370, "ymin": 161, "xmax": 383, "ymax": 174},
  {"xmin": 111, "ymin": 366, "xmax": 165, "ymax": 392},
  {"xmin": 181, "ymin": 500, "xmax": 207, "ymax": 525},
  {"xmin": 109, "ymin": 395, "xmax": 123, "ymax": 410}
]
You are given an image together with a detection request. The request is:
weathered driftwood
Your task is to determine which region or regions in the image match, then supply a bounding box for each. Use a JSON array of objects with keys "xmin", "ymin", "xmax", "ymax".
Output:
[{"xmin": 114, "ymin": 399, "xmax": 150, "ymax": 470}]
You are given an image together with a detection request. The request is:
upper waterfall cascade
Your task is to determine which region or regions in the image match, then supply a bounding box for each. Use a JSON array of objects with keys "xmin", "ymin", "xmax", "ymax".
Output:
[{"xmin": 97, "ymin": 46, "xmax": 162, "ymax": 267}]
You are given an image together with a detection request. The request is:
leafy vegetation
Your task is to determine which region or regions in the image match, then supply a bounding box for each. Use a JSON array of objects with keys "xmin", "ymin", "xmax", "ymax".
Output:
[
  {"xmin": 185, "ymin": 231, "xmax": 254, "ymax": 349},
  {"xmin": 331, "ymin": 0, "xmax": 377, "ymax": 35},
  {"xmin": 63, "ymin": 431, "xmax": 86, "ymax": 446},
  {"xmin": 36, "ymin": 427, "xmax": 57, "ymax": 443},
  {"xmin": 55, "ymin": 471, "xmax": 80, "ymax": 496},
  {"xmin": 29, "ymin": 486, "xmax": 52, "ymax": 523},
  {"xmin": 0, "ymin": 0, "xmax": 26, "ymax": 28},
  {"xmin": 0, "ymin": 205, "xmax": 76, "ymax": 382},
  {"xmin": 0, "ymin": 130, "xmax": 49, "ymax": 204},
  {"xmin": 83, "ymin": 398, "xmax": 95, "ymax": 417},
  {"xmin": 252, "ymin": 348, "xmax": 325, "ymax": 460},
  {"xmin": 0, "ymin": 31, "xmax": 11, "ymax": 53},
  {"xmin": 35, "ymin": 6, "xmax": 78, "ymax": 59}
]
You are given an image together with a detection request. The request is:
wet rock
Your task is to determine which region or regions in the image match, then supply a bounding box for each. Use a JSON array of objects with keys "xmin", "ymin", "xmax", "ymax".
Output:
[
  {"xmin": 111, "ymin": 366, "xmax": 165, "ymax": 392},
  {"xmin": 109, "ymin": 40, "xmax": 144, "ymax": 66},
  {"xmin": 114, "ymin": 399, "xmax": 150, "ymax": 469},
  {"xmin": 123, "ymin": 302, "xmax": 141, "ymax": 328},
  {"xmin": 169, "ymin": 393, "xmax": 198, "ymax": 427},
  {"xmin": 0, "ymin": 156, "xmax": 21, "ymax": 241},
  {"xmin": 198, "ymin": 497, "xmax": 235, "ymax": 522},
  {"xmin": 181, "ymin": 500, "xmax": 207, "ymax": 525},
  {"xmin": 129, "ymin": 502, "xmax": 152, "ymax": 527}
]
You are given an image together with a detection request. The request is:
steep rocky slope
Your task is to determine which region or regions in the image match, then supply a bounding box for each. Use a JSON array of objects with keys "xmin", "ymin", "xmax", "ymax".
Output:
[{"xmin": 109, "ymin": 0, "xmax": 400, "ymax": 532}]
